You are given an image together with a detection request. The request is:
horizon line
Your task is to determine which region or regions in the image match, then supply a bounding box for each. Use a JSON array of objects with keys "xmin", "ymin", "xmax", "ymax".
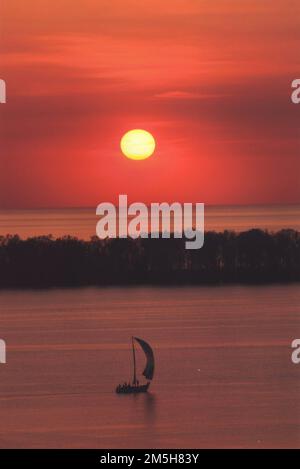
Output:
[{"xmin": 1, "ymin": 202, "xmax": 300, "ymax": 211}]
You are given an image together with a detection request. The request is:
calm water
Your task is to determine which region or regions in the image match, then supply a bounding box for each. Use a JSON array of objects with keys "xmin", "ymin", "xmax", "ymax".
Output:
[
  {"xmin": 0, "ymin": 285, "xmax": 299, "ymax": 448},
  {"xmin": 0, "ymin": 204, "xmax": 299, "ymax": 239}
]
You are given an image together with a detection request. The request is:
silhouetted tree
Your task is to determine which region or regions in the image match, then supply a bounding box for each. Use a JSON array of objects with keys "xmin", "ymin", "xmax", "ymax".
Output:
[{"xmin": 0, "ymin": 229, "xmax": 299, "ymax": 288}]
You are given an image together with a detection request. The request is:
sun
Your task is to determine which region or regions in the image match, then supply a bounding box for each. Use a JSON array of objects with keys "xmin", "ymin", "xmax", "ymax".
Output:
[{"xmin": 120, "ymin": 129, "xmax": 156, "ymax": 160}]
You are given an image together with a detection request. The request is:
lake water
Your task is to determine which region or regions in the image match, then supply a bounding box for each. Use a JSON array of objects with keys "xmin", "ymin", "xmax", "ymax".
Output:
[
  {"xmin": 0, "ymin": 204, "xmax": 300, "ymax": 239},
  {"xmin": 0, "ymin": 285, "xmax": 299, "ymax": 448}
]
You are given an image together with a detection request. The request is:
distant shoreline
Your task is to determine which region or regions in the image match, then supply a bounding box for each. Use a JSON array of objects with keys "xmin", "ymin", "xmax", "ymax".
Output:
[
  {"xmin": 0, "ymin": 228, "xmax": 299, "ymax": 288},
  {"xmin": 1, "ymin": 205, "xmax": 300, "ymax": 241}
]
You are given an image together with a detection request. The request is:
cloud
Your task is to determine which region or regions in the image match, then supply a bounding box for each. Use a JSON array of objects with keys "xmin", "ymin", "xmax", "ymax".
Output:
[{"xmin": 153, "ymin": 90, "xmax": 228, "ymax": 100}]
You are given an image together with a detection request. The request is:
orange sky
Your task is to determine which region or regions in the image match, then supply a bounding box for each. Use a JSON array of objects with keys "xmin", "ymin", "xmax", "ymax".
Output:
[{"xmin": 0, "ymin": 0, "xmax": 299, "ymax": 208}]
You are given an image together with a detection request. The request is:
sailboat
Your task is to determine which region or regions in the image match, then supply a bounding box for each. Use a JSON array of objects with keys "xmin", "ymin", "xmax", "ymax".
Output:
[{"xmin": 116, "ymin": 337, "xmax": 155, "ymax": 394}]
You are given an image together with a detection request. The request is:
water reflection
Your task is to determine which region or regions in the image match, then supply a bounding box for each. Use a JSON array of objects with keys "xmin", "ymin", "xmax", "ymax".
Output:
[
  {"xmin": 143, "ymin": 392, "xmax": 156, "ymax": 424},
  {"xmin": 120, "ymin": 391, "xmax": 157, "ymax": 426}
]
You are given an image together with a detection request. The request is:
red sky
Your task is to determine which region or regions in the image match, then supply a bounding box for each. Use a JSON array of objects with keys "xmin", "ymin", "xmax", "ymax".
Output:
[{"xmin": 0, "ymin": 0, "xmax": 299, "ymax": 208}]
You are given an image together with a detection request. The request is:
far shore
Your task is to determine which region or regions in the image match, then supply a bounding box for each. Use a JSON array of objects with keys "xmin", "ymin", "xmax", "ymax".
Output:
[{"xmin": 0, "ymin": 228, "xmax": 299, "ymax": 288}]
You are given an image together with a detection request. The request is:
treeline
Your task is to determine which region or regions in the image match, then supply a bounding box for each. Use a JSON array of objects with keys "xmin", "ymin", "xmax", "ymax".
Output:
[{"xmin": 0, "ymin": 229, "xmax": 299, "ymax": 287}]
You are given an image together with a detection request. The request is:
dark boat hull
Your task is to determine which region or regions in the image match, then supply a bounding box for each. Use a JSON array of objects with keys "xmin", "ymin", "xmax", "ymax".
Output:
[{"xmin": 116, "ymin": 382, "xmax": 150, "ymax": 394}]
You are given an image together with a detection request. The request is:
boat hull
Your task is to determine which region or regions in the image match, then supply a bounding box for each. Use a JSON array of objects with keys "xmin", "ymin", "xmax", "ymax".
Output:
[{"xmin": 116, "ymin": 382, "xmax": 150, "ymax": 394}]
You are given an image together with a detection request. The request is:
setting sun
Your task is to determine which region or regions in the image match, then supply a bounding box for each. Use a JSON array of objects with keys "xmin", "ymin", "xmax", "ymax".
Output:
[{"xmin": 120, "ymin": 129, "xmax": 156, "ymax": 160}]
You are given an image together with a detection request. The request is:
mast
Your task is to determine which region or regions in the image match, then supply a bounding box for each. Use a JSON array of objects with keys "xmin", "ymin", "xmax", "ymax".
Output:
[{"xmin": 132, "ymin": 336, "xmax": 137, "ymax": 385}]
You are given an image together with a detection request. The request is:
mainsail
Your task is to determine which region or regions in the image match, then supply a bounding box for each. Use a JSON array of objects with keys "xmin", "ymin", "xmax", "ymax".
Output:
[{"xmin": 134, "ymin": 337, "xmax": 155, "ymax": 380}]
